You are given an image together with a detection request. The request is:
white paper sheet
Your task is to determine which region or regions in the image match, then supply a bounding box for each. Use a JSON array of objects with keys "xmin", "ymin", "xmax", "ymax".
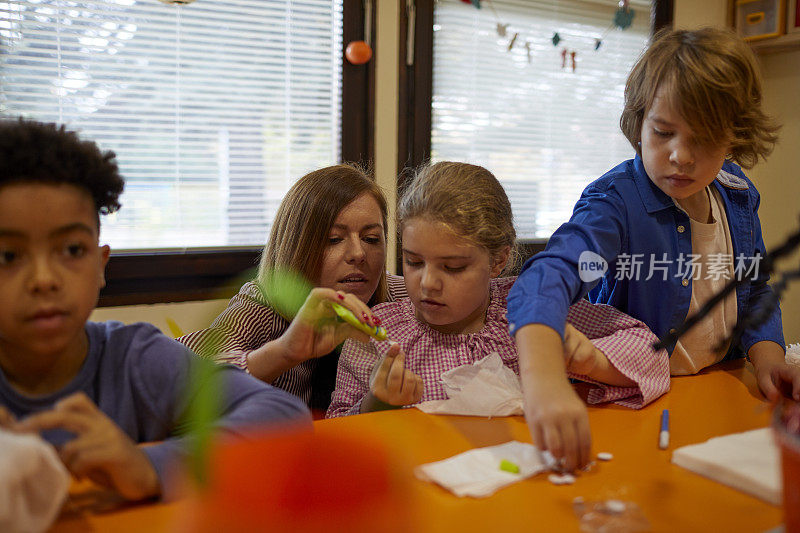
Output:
[{"xmin": 672, "ymin": 427, "xmax": 780, "ymax": 505}]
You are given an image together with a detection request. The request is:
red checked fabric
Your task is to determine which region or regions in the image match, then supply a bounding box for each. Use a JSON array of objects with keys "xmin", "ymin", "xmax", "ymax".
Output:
[{"xmin": 327, "ymin": 277, "xmax": 669, "ymax": 418}]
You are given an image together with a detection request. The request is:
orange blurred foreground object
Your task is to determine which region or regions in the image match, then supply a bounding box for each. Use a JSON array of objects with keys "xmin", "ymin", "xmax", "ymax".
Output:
[
  {"xmin": 345, "ymin": 41, "xmax": 372, "ymax": 65},
  {"xmin": 774, "ymin": 402, "xmax": 800, "ymax": 533},
  {"xmin": 182, "ymin": 426, "xmax": 413, "ymax": 532}
]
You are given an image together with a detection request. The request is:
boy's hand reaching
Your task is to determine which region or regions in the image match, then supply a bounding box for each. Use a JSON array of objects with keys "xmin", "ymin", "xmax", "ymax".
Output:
[
  {"xmin": 363, "ymin": 343, "xmax": 423, "ymax": 411},
  {"xmin": 516, "ymin": 324, "xmax": 592, "ymax": 472},
  {"xmin": 16, "ymin": 392, "xmax": 160, "ymax": 501},
  {"xmin": 522, "ymin": 379, "xmax": 592, "ymax": 472}
]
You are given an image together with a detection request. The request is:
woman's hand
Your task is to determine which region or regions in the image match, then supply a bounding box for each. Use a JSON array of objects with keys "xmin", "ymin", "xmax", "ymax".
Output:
[
  {"xmin": 246, "ymin": 288, "xmax": 381, "ymax": 382},
  {"xmin": 16, "ymin": 392, "xmax": 160, "ymax": 501},
  {"xmin": 364, "ymin": 343, "xmax": 423, "ymax": 410},
  {"xmin": 281, "ymin": 288, "xmax": 377, "ymax": 364}
]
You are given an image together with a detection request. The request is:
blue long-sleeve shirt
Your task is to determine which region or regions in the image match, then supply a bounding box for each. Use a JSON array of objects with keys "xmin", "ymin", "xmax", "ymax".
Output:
[
  {"xmin": 508, "ymin": 156, "xmax": 784, "ymax": 358},
  {"xmin": 0, "ymin": 321, "xmax": 311, "ymax": 498}
]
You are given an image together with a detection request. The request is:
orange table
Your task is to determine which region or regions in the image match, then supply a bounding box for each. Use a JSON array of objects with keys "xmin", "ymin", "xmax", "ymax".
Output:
[{"xmin": 52, "ymin": 360, "xmax": 782, "ymax": 532}]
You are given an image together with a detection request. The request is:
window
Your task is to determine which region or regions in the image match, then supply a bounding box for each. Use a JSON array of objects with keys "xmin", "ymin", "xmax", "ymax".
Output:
[
  {"xmin": 429, "ymin": 0, "xmax": 651, "ymax": 238},
  {"xmin": 1, "ymin": 0, "xmax": 345, "ymax": 249}
]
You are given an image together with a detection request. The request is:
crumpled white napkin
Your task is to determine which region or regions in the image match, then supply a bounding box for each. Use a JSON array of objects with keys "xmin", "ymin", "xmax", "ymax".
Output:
[
  {"xmin": 0, "ymin": 429, "xmax": 70, "ymax": 533},
  {"xmin": 415, "ymin": 352, "xmax": 523, "ymax": 417},
  {"xmin": 786, "ymin": 343, "xmax": 800, "ymax": 366},
  {"xmin": 415, "ymin": 440, "xmax": 557, "ymax": 497},
  {"xmin": 672, "ymin": 427, "xmax": 780, "ymax": 505}
]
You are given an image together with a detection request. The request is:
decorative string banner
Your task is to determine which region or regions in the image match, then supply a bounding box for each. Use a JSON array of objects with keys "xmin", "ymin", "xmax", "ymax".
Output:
[{"xmin": 458, "ymin": 0, "xmax": 637, "ymax": 71}]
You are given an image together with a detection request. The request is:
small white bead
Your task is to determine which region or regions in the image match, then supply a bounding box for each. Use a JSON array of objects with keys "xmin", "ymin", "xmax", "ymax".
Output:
[
  {"xmin": 605, "ymin": 499, "xmax": 626, "ymax": 514},
  {"xmin": 547, "ymin": 473, "xmax": 575, "ymax": 485},
  {"xmin": 597, "ymin": 452, "xmax": 613, "ymax": 461}
]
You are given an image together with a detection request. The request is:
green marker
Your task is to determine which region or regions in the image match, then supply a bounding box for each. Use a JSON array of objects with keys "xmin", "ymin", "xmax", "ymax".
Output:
[
  {"xmin": 499, "ymin": 459, "xmax": 520, "ymax": 474},
  {"xmin": 330, "ymin": 302, "xmax": 388, "ymax": 341}
]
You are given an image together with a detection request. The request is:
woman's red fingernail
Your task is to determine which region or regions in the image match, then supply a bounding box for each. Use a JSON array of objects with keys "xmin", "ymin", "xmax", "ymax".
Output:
[{"xmin": 337, "ymin": 293, "xmax": 344, "ymax": 300}]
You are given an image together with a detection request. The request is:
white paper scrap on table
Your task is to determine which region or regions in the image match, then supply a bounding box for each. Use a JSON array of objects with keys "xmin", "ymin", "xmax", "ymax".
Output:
[
  {"xmin": 415, "ymin": 352, "xmax": 523, "ymax": 417},
  {"xmin": 671, "ymin": 427, "xmax": 780, "ymax": 505},
  {"xmin": 415, "ymin": 440, "xmax": 557, "ymax": 498},
  {"xmin": 786, "ymin": 342, "xmax": 800, "ymax": 366},
  {"xmin": 0, "ymin": 429, "xmax": 71, "ymax": 533}
]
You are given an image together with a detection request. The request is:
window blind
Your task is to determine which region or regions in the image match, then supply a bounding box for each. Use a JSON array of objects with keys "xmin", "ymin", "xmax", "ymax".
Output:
[
  {"xmin": 431, "ymin": 0, "xmax": 650, "ymax": 238},
  {"xmin": 0, "ymin": 0, "xmax": 343, "ymax": 249}
]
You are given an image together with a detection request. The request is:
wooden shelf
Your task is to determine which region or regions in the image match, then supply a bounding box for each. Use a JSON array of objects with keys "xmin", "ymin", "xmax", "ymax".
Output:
[{"xmin": 749, "ymin": 32, "xmax": 800, "ymax": 54}]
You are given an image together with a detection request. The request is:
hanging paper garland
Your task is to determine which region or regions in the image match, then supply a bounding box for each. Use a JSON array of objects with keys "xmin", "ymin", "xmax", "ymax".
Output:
[
  {"xmin": 613, "ymin": 1, "xmax": 635, "ymax": 30},
  {"xmin": 457, "ymin": 0, "xmax": 634, "ymax": 71}
]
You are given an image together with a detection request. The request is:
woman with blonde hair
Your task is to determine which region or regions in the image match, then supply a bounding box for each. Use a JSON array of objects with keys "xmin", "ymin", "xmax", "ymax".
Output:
[{"xmin": 180, "ymin": 164, "xmax": 405, "ymax": 414}]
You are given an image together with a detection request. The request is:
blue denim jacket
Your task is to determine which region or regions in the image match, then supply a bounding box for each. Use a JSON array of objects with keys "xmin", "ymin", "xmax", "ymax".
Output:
[{"xmin": 507, "ymin": 156, "xmax": 784, "ymax": 358}]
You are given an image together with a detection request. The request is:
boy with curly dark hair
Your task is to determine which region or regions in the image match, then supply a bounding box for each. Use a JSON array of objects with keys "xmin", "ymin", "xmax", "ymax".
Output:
[{"xmin": 0, "ymin": 119, "xmax": 310, "ymax": 501}]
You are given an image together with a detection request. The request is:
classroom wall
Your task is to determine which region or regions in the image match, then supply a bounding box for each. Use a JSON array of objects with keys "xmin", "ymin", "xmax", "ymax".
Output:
[
  {"xmin": 755, "ymin": 50, "xmax": 800, "ymax": 344},
  {"xmin": 90, "ymin": 299, "xmax": 231, "ymax": 337},
  {"xmin": 674, "ymin": 0, "xmax": 800, "ymax": 343}
]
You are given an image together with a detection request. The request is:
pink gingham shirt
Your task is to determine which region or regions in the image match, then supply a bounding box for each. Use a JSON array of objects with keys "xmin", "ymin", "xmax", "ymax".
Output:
[{"xmin": 327, "ymin": 277, "xmax": 669, "ymax": 417}]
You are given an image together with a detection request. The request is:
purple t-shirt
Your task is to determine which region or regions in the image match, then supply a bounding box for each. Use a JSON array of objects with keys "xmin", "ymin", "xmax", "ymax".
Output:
[{"xmin": 0, "ymin": 321, "xmax": 311, "ymax": 498}]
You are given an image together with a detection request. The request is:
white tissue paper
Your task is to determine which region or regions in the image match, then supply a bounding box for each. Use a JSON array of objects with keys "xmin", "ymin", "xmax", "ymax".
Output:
[
  {"xmin": 671, "ymin": 427, "xmax": 780, "ymax": 505},
  {"xmin": 415, "ymin": 352, "xmax": 523, "ymax": 417},
  {"xmin": 786, "ymin": 343, "xmax": 800, "ymax": 366},
  {"xmin": 415, "ymin": 440, "xmax": 557, "ymax": 497},
  {"xmin": 0, "ymin": 429, "xmax": 70, "ymax": 533}
]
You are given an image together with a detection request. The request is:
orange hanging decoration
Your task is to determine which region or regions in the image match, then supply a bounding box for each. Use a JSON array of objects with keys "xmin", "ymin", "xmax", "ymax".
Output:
[
  {"xmin": 346, "ymin": 41, "xmax": 372, "ymax": 65},
  {"xmin": 346, "ymin": 0, "xmax": 373, "ymax": 65}
]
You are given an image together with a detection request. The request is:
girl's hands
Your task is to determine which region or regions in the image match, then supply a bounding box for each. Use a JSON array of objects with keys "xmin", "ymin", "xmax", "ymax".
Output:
[
  {"xmin": 366, "ymin": 343, "xmax": 423, "ymax": 409},
  {"xmin": 562, "ymin": 324, "xmax": 603, "ymax": 376},
  {"xmin": 16, "ymin": 392, "xmax": 160, "ymax": 501},
  {"xmin": 280, "ymin": 288, "xmax": 377, "ymax": 365}
]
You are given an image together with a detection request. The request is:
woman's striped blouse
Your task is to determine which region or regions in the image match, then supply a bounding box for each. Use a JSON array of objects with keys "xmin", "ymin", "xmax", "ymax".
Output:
[{"xmin": 178, "ymin": 274, "xmax": 407, "ymax": 407}]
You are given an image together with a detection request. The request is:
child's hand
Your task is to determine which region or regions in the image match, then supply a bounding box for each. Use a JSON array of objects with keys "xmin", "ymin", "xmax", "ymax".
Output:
[
  {"xmin": 517, "ymin": 324, "xmax": 592, "ymax": 472},
  {"xmin": 563, "ymin": 324, "xmax": 603, "ymax": 376},
  {"xmin": 16, "ymin": 392, "xmax": 160, "ymax": 501},
  {"xmin": 754, "ymin": 360, "xmax": 800, "ymax": 402},
  {"xmin": 0, "ymin": 405, "xmax": 16, "ymax": 429},
  {"xmin": 523, "ymin": 379, "xmax": 592, "ymax": 472},
  {"xmin": 749, "ymin": 341, "xmax": 800, "ymax": 402},
  {"xmin": 369, "ymin": 343, "xmax": 424, "ymax": 407}
]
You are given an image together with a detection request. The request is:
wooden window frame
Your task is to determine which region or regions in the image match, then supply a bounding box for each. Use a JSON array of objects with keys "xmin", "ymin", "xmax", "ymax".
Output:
[{"xmin": 98, "ymin": 0, "xmax": 374, "ymax": 307}]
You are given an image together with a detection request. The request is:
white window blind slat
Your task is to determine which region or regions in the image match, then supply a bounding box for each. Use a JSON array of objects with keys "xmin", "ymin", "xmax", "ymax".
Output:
[
  {"xmin": 1, "ymin": 0, "xmax": 343, "ymax": 249},
  {"xmin": 432, "ymin": 0, "xmax": 649, "ymax": 238}
]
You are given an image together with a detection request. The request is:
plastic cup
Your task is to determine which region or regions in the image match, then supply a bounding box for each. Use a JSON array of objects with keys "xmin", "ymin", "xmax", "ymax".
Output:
[{"xmin": 774, "ymin": 402, "xmax": 800, "ymax": 533}]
